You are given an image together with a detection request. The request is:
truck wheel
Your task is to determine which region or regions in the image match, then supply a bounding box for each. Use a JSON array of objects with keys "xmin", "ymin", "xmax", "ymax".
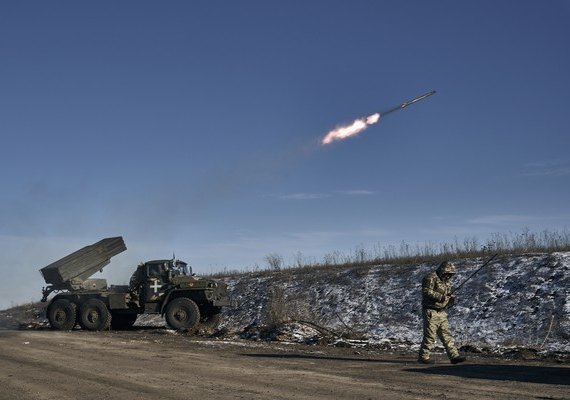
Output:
[
  {"xmin": 199, "ymin": 312, "xmax": 223, "ymax": 334},
  {"xmin": 165, "ymin": 298, "xmax": 200, "ymax": 330},
  {"xmin": 110, "ymin": 313, "xmax": 138, "ymax": 330},
  {"xmin": 47, "ymin": 299, "xmax": 77, "ymax": 331},
  {"xmin": 79, "ymin": 298, "xmax": 111, "ymax": 331}
]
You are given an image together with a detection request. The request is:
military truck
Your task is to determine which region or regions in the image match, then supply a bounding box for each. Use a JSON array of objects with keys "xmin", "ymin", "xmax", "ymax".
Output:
[{"xmin": 40, "ymin": 237, "xmax": 235, "ymax": 331}]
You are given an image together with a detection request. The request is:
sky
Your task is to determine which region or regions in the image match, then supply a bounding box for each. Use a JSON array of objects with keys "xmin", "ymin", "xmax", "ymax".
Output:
[{"xmin": 1, "ymin": 1, "xmax": 569, "ymax": 309}]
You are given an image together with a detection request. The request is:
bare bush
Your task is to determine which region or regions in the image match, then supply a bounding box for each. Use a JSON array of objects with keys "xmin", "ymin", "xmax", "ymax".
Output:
[
  {"xmin": 292, "ymin": 252, "xmax": 305, "ymax": 269},
  {"xmin": 265, "ymin": 253, "xmax": 283, "ymax": 271},
  {"xmin": 266, "ymin": 286, "xmax": 287, "ymax": 328}
]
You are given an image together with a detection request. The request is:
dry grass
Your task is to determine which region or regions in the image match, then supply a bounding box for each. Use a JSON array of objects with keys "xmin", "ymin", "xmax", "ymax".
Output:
[{"xmin": 209, "ymin": 228, "xmax": 570, "ymax": 279}]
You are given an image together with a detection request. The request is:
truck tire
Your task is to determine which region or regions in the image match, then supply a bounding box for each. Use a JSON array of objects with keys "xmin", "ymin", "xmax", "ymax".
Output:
[
  {"xmin": 110, "ymin": 313, "xmax": 138, "ymax": 330},
  {"xmin": 47, "ymin": 299, "xmax": 77, "ymax": 331},
  {"xmin": 165, "ymin": 298, "xmax": 200, "ymax": 330},
  {"xmin": 79, "ymin": 298, "xmax": 111, "ymax": 331}
]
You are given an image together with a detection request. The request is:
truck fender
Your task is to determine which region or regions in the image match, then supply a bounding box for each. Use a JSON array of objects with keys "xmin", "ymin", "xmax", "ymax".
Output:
[{"xmin": 160, "ymin": 290, "xmax": 174, "ymax": 315}]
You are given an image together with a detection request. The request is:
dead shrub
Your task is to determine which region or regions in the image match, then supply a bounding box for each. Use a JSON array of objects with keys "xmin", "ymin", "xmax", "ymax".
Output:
[{"xmin": 266, "ymin": 286, "xmax": 287, "ymax": 328}]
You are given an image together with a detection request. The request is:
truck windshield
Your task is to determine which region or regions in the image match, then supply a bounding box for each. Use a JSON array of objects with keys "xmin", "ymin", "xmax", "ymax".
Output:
[{"xmin": 173, "ymin": 261, "xmax": 191, "ymax": 276}]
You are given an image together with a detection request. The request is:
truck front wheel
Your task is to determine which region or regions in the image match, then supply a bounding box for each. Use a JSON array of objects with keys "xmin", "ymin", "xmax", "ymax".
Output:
[
  {"xmin": 79, "ymin": 298, "xmax": 111, "ymax": 331},
  {"xmin": 47, "ymin": 299, "xmax": 77, "ymax": 331},
  {"xmin": 165, "ymin": 298, "xmax": 200, "ymax": 330}
]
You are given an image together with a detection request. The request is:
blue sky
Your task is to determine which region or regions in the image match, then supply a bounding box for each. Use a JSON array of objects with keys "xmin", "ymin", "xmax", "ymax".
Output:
[{"xmin": 1, "ymin": 1, "xmax": 569, "ymax": 308}]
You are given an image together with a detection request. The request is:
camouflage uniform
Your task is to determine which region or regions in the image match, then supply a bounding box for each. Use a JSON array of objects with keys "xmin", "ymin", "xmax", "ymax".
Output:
[{"xmin": 418, "ymin": 261, "xmax": 465, "ymax": 364}]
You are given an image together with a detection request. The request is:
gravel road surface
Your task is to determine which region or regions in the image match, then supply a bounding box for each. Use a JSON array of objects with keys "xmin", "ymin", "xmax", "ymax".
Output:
[{"xmin": 0, "ymin": 330, "xmax": 568, "ymax": 400}]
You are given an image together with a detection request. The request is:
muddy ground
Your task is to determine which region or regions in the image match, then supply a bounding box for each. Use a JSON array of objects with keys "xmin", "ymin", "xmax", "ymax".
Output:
[{"xmin": 0, "ymin": 329, "xmax": 568, "ymax": 400}]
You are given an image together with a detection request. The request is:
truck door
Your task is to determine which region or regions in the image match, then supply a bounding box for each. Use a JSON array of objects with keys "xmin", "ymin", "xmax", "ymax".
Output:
[{"xmin": 143, "ymin": 263, "xmax": 168, "ymax": 304}]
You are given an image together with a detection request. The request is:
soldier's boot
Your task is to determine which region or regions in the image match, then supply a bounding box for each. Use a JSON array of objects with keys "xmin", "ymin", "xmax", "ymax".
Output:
[
  {"xmin": 450, "ymin": 356, "xmax": 466, "ymax": 364},
  {"xmin": 418, "ymin": 358, "xmax": 435, "ymax": 364}
]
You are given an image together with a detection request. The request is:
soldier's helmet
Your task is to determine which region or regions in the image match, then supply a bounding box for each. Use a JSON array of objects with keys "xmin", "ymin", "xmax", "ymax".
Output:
[{"xmin": 437, "ymin": 261, "xmax": 456, "ymax": 275}]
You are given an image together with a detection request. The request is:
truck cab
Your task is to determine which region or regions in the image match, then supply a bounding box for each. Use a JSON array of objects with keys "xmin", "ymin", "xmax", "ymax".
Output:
[{"xmin": 130, "ymin": 259, "xmax": 193, "ymax": 311}]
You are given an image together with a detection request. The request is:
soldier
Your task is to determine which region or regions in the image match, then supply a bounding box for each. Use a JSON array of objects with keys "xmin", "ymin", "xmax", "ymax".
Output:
[{"xmin": 418, "ymin": 261, "xmax": 466, "ymax": 364}]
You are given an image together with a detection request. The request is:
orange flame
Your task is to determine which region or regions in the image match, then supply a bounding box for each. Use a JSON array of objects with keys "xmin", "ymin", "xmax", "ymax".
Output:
[{"xmin": 322, "ymin": 113, "xmax": 380, "ymax": 145}]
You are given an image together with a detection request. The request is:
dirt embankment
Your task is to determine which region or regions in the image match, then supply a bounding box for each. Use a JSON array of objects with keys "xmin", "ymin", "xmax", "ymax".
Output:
[{"xmin": 221, "ymin": 252, "xmax": 570, "ymax": 353}]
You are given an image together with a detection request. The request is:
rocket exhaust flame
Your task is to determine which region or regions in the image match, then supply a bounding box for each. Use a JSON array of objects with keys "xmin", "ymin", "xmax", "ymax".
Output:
[
  {"xmin": 322, "ymin": 113, "xmax": 380, "ymax": 145},
  {"xmin": 321, "ymin": 90, "xmax": 436, "ymax": 145}
]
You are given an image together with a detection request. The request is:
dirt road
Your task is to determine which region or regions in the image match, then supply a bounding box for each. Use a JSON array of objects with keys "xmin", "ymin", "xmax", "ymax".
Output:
[{"xmin": 0, "ymin": 330, "xmax": 568, "ymax": 400}]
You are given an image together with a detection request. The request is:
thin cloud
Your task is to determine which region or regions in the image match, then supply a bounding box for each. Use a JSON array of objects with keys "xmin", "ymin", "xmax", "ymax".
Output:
[
  {"xmin": 467, "ymin": 215, "xmax": 538, "ymax": 225},
  {"xmin": 522, "ymin": 160, "xmax": 570, "ymax": 177},
  {"xmin": 467, "ymin": 214, "xmax": 570, "ymax": 225},
  {"xmin": 277, "ymin": 193, "xmax": 331, "ymax": 200},
  {"xmin": 271, "ymin": 189, "xmax": 376, "ymax": 200},
  {"xmin": 337, "ymin": 190, "xmax": 376, "ymax": 196}
]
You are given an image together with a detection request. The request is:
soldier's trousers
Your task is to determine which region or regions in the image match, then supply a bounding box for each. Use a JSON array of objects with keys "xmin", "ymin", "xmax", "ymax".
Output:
[{"xmin": 418, "ymin": 308, "xmax": 460, "ymax": 360}]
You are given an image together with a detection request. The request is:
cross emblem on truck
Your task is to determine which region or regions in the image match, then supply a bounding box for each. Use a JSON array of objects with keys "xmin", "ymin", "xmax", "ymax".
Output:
[{"xmin": 150, "ymin": 279, "xmax": 161, "ymax": 293}]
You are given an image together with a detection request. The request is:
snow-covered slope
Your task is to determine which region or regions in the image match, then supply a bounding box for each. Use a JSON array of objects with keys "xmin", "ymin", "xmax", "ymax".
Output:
[{"xmin": 221, "ymin": 252, "xmax": 570, "ymax": 352}]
